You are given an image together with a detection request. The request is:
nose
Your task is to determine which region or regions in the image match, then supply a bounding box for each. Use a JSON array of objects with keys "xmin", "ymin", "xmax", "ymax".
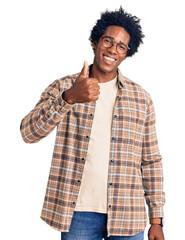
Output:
[{"xmin": 107, "ymin": 43, "xmax": 117, "ymax": 55}]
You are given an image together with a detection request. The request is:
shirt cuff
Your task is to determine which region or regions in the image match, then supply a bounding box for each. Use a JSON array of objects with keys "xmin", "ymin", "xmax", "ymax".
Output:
[
  {"xmin": 148, "ymin": 206, "xmax": 164, "ymax": 219},
  {"xmin": 53, "ymin": 91, "xmax": 75, "ymax": 116}
]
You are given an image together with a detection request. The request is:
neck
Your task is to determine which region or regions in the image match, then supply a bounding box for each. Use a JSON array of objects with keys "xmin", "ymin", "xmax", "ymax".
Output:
[{"xmin": 90, "ymin": 61, "xmax": 117, "ymax": 83}]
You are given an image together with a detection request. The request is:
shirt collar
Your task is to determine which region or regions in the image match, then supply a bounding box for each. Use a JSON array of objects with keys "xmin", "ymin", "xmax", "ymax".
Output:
[{"xmin": 117, "ymin": 68, "xmax": 125, "ymax": 89}]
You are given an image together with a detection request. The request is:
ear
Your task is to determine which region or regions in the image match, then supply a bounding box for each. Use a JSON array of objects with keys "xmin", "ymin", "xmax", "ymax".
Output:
[{"xmin": 93, "ymin": 41, "xmax": 97, "ymax": 51}]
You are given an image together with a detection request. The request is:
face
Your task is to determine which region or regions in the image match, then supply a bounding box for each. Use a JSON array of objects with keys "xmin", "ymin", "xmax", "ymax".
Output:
[{"xmin": 93, "ymin": 25, "xmax": 130, "ymax": 75}]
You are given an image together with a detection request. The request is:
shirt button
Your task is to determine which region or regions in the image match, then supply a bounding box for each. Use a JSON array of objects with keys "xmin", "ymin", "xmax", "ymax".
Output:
[
  {"xmin": 114, "ymin": 115, "xmax": 117, "ymax": 118},
  {"xmin": 73, "ymin": 202, "xmax": 75, "ymax": 205},
  {"xmin": 77, "ymin": 180, "xmax": 81, "ymax": 183},
  {"xmin": 111, "ymin": 159, "xmax": 114, "ymax": 163},
  {"xmin": 112, "ymin": 137, "xmax": 116, "ymax": 141},
  {"xmin": 82, "ymin": 158, "xmax": 85, "ymax": 161},
  {"xmin": 86, "ymin": 136, "xmax": 89, "ymax": 138},
  {"xmin": 47, "ymin": 115, "xmax": 50, "ymax": 118},
  {"xmin": 109, "ymin": 182, "xmax": 112, "ymax": 186},
  {"xmin": 108, "ymin": 205, "xmax": 111, "ymax": 208},
  {"xmin": 90, "ymin": 113, "xmax": 93, "ymax": 117}
]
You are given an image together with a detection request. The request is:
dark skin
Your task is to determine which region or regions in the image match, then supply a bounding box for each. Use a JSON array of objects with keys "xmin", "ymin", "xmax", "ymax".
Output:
[
  {"xmin": 90, "ymin": 25, "xmax": 130, "ymax": 83},
  {"xmin": 63, "ymin": 25, "xmax": 165, "ymax": 239},
  {"xmin": 63, "ymin": 25, "xmax": 129, "ymax": 103},
  {"xmin": 148, "ymin": 225, "xmax": 165, "ymax": 240}
]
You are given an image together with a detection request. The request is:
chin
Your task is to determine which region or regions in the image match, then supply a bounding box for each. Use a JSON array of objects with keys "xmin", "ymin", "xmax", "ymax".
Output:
[{"xmin": 99, "ymin": 63, "xmax": 117, "ymax": 74}]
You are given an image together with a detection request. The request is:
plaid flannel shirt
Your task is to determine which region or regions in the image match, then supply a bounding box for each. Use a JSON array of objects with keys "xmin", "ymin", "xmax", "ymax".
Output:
[{"xmin": 20, "ymin": 65, "xmax": 165, "ymax": 237}]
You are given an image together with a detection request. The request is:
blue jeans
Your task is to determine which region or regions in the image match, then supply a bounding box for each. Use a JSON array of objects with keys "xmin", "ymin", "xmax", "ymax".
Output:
[{"xmin": 61, "ymin": 211, "xmax": 144, "ymax": 240}]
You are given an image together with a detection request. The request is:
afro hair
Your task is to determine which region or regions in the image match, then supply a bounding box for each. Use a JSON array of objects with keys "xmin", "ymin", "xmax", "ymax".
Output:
[{"xmin": 89, "ymin": 6, "xmax": 145, "ymax": 57}]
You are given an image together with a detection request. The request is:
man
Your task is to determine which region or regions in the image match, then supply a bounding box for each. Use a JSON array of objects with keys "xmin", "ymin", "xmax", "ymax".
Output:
[{"xmin": 20, "ymin": 6, "xmax": 165, "ymax": 240}]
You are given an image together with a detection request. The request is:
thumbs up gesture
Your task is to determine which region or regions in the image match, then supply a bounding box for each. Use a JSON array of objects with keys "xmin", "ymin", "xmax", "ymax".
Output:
[{"xmin": 62, "ymin": 61, "xmax": 100, "ymax": 104}]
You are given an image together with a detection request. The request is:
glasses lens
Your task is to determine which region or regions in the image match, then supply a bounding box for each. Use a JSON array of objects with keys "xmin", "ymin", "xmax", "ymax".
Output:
[
  {"xmin": 102, "ymin": 37, "xmax": 129, "ymax": 54},
  {"xmin": 102, "ymin": 37, "xmax": 113, "ymax": 48},
  {"xmin": 117, "ymin": 44, "xmax": 127, "ymax": 54}
]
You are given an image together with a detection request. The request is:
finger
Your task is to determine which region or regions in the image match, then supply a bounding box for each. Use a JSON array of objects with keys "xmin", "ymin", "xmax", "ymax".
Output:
[
  {"xmin": 87, "ymin": 78, "xmax": 99, "ymax": 84},
  {"xmin": 80, "ymin": 61, "xmax": 89, "ymax": 78}
]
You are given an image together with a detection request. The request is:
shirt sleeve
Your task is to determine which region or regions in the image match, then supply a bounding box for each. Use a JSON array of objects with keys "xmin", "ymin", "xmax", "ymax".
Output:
[
  {"xmin": 141, "ymin": 97, "xmax": 165, "ymax": 219},
  {"xmin": 20, "ymin": 79, "xmax": 75, "ymax": 143}
]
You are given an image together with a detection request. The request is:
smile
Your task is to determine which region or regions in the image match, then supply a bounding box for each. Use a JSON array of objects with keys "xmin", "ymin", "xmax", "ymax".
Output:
[
  {"xmin": 103, "ymin": 54, "xmax": 117, "ymax": 65},
  {"xmin": 104, "ymin": 56, "xmax": 116, "ymax": 61}
]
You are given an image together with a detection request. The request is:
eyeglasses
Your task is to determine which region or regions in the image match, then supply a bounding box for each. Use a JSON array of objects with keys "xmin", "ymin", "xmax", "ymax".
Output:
[{"xmin": 100, "ymin": 36, "xmax": 130, "ymax": 54}]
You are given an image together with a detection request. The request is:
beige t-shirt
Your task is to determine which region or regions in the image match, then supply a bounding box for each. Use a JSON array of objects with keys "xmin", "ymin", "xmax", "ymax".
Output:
[{"xmin": 75, "ymin": 75, "xmax": 118, "ymax": 213}]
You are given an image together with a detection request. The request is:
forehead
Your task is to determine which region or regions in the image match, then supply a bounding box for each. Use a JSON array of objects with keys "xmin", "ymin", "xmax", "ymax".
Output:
[{"xmin": 102, "ymin": 25, "xmax": 130, "ymax": 44}]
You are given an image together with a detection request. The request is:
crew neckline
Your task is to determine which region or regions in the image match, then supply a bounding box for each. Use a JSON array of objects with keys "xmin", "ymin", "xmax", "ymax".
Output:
[{"xmin": 98, "ymin": 75, "xmax": 117, "ymax": 85}]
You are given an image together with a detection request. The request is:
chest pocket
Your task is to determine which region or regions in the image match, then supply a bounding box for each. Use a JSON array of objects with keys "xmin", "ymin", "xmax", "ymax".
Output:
[{"xmin": 116, "ymin": 107, "xmax": 146, "ymax": 145}]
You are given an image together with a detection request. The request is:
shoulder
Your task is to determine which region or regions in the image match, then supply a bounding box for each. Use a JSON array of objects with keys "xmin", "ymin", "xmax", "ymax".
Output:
[
  {"xmin": 41, "ymin": 72, "xmax": 79, "ymax": 98},
  {"xmin": 45, "ymin": 72, "xmax": 80, "ymax": 94},
  {"xmin": 58, "ymin": 72, "xmax": 80, "ymax": 86},
  {"xmin": 123, "ymin": 74, "xmax": 152, "ymax": 106}
]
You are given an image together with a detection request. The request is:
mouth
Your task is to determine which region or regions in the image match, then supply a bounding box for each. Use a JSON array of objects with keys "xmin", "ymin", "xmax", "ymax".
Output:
[{"xmin": 102, "ymin": 54, "xmax": 117, "ymax": 65}]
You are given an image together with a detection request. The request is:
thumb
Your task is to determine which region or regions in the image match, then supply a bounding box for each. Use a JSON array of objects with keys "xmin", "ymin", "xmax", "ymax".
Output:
[{"xmin": 80, "ymin": 61, "xmax": 89, "ymax": 78}]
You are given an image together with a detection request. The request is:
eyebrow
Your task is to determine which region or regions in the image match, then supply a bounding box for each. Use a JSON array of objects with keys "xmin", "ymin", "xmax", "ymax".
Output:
[{"xmin": 103, "ymin": 35, "xmax": 127, "ymax": 47}]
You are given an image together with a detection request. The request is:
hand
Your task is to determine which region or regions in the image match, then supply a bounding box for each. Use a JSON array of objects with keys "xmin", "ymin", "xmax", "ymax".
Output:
[
  {"xmin": 148, "ymin": 225, "xmax": 165, "ymax": 240},
  {"xmin": 63, "ymin": 61, "xmax": 100, "ymax": 104}
]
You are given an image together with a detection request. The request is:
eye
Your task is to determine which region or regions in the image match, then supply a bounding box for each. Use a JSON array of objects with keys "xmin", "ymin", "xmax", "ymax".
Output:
[
  {"xmin": 104, "ymin": 38, "xmax": 112, "ymax": 44},
  {"xmin": 118, "ymin": 44, "xmax": 126, "ymax": 50}
]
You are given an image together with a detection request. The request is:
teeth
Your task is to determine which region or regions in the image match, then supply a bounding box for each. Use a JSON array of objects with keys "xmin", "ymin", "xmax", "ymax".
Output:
[{"xmin": 104, "ymin": 56, "xmax": 115, "ymax": 62}]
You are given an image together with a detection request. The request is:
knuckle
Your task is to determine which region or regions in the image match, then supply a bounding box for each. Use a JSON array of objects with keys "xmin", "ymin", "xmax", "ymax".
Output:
[
  {"xmin": 87, "ymin": 88, "xmax": 91, "ymax": 95},
  {"xmin": 86, "ymin": 78, "xmax": 91, "ymax": 83},
  {"xmin": 92, "ymin": 93, "xmax": 97, "ymax": 99},
  {"xmin": 94, "ymin": 95, "xmax": 99, "ymax": 100}
]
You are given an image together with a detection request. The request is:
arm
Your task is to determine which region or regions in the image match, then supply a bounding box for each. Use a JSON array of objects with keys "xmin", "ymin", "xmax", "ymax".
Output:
[
  {"xmin": 141, "ymin": 97, "xmax": 165, "ymax": 237},
  {"xmin": 20, "ymin": 79, "xmax": 75, "ymax": 143}
]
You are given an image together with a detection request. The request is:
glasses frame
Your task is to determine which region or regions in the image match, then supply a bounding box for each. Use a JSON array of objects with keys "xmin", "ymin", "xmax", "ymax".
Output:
[{"xmin": 100, "ymin": 36, "xmax": 130, "ymax": 54}]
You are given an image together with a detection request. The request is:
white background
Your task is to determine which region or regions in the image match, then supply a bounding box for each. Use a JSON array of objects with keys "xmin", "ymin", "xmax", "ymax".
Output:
[{"xmin": 0, "ymin": 0, "xmax": 184, "ymax": 239}]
